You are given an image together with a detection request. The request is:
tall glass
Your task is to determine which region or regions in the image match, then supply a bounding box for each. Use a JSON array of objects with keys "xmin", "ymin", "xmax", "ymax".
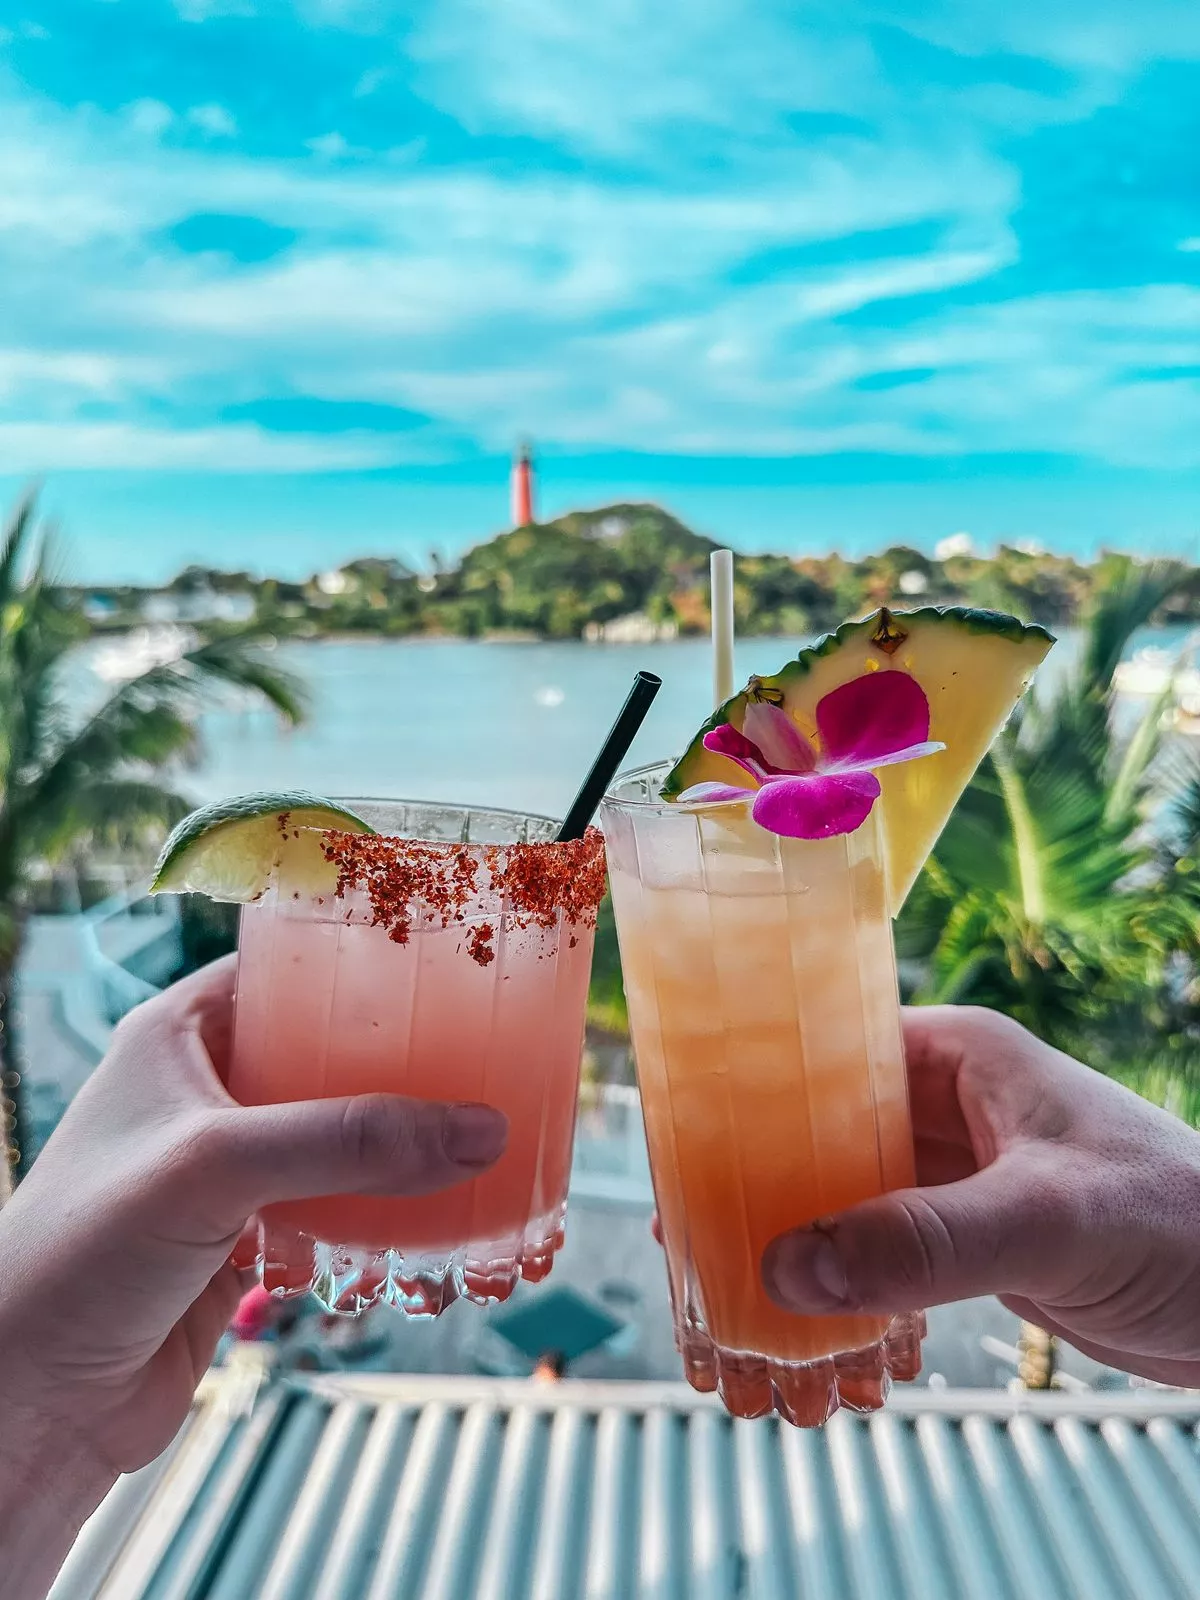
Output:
[
  {"xmin": 601, "ymin": 764, "xmax": 923, "ymax": 1425},
  {"xmin": 228, "ymin": 799, "xmax": 605, "ymax": 1316}
]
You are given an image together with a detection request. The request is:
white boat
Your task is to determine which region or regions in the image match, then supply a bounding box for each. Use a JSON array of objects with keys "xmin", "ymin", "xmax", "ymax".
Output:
[{"xmin": 1113, "ymin": 637, "xmax": 1200, "ymax": 722}]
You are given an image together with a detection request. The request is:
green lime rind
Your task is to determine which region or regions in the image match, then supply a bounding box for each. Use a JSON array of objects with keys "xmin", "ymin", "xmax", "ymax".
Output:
[
  {"xmin": 150, "ymin": 791, "xmax": 375, "ymax": 901},
  {"xmin": 660, "ymin": 606, "xmax": 1055, "ymax": 800}
]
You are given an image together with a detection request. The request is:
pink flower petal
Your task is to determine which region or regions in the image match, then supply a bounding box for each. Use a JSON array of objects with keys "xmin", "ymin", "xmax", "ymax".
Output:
[
  {"xmin": 676, "ymin": 781, "xmax": 756, "ymax": 806},
  {"xmin": 824, "ymin": 739, "xmax": 946, "ymax": 775},
  {"xmin": 743, "ymin": 701, "xmax": 817, "ymax": 774},
  {"xmin": 702, "ymin": 723, "xmax": 771, "ymax": 782},
  {"xmin": 750, "ymin": 770, "xmax": 881, "ymax": 839},
  {"xmin": 816, "ymin": 672, "xmax": 932, "ymax": 766}
]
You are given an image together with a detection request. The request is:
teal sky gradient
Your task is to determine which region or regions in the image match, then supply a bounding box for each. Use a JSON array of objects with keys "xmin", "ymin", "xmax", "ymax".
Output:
[{"xmin": 1, "ymin": 2, "xmax": 1198, "ymax": 580}]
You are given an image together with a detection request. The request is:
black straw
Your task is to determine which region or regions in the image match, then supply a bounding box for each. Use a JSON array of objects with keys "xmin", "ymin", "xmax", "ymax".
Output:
[{"xmin": 556, "ymin": 670, "xmax": 663, "ymax": 841}]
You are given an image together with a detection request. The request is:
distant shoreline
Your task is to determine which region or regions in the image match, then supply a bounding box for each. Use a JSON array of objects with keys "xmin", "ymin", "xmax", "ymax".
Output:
[
  {"xmin": 67, "ymin": 502, "xmax": 1200, "ymax": 642},
  {"xmin": 261, "ymin": 620, "xmax": 1192, "ymax": 650}
]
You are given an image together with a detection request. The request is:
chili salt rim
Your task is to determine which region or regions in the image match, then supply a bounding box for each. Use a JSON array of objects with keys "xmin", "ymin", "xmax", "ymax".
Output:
[{"xmin": 315, "ymin": 823, "xmax": 606, "ymax": 965}]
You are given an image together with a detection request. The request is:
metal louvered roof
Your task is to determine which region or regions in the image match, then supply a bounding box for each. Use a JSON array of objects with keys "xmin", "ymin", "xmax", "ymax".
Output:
[{"xmin": 49, "ymin": 1374, "xmax": 1200, "ymax": 1600}]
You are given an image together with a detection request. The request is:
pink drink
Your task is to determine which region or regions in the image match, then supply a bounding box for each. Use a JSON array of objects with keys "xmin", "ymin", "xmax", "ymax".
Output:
[{"xmin": 228, "ymin": 800, "xmax": 605, "ymax": 1315}]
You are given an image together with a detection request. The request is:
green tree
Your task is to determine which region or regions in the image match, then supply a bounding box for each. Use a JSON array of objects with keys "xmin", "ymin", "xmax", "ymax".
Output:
[
  {"xmin": 0, "ymin": 497, "xmax": 305, "ymax": 1190},
  {"xmin": 897, "ymin": 555, "xmax": 1200, "ymax": 1088}
]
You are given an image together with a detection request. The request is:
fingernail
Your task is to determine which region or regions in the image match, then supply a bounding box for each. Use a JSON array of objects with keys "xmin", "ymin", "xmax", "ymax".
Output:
[
  {"xmin": 763, "ymin": 1228, "xmax": 849, "ymax": 1313},
  {"xmin": 443, "ymin": 1103, "xmax": 508, "ymax": 1167}
]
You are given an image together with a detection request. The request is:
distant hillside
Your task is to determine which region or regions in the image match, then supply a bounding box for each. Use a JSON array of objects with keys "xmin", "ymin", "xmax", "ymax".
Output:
[
  {"xmin": 443, "ymin": 503, "xmax": 721, "ymax": 638},
  {"xmin": 67, "ymin": 502, "xmax": 1200, "ymax": 641}
]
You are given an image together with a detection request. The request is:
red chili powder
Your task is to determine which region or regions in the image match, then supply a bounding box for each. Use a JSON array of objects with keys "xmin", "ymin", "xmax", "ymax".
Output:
[{"xmin": 317, "ymin": 825, "xmax": 606, "ymax": 965}]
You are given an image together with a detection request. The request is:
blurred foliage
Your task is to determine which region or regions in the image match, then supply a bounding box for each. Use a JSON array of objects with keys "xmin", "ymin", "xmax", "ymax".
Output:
[
  {"xmin": 0, "ymin": 493, "xmax": 306, "ymax": 1180},
  {"xmin": 586, "ymin": 892, "xmax": 628, "ymax": 1035},
  {"xmin": 66, "ymin": 502, "xmax": 1200, "ymax": 643},
  {"xmin": 896, "ymin": 556, "xmax": 1200, "ymax": 1113},
  {"xmin": 177, "ymin": 895, "xmax": 240, "ymax": 977}
]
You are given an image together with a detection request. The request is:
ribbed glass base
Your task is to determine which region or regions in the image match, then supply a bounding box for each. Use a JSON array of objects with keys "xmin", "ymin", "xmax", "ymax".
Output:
[
  {"xmin": 235, "ymin": 1203, "xmax": 567, "ymax": 1317},
  {"xmin": 676, "ymin": 1311, "xmax": 926, "ymax": 1426}
]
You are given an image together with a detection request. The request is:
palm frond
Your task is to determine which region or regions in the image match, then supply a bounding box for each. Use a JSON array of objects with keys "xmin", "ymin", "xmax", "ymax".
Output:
[
  {"xmin": 1160, "ymin": 749, "xmax": 1200, "ymax": 858},
  {"xmin": 182, "ymin": 631, "xmax": 308, "ymax": 724},
  {"xmin": 0, "ymin": 516, "xmax": 85, "ymax": 796},
  {"xmin": 7, "ymin": 694, "xmax": 198, "ymax": 851},
  {"xmin": 0, "ymin": 489, "xmax": 39, "ymax": 614},
  {"xmin": 1104, "ymin": 670, "xmax": 1176, "ymax": 829},
  {"xmin": 1110, "ymin": 1040, "xmax": 1200, "ymax": 1127},
  {"xmin": 1081, "ymin": 556, "xmax": 1192, "ymax": 695},
  {"xmin": 893, "ymin": 855, "xmax": 958, "ymax": 963},
  {"xmin": 990, "ymin": 743, "xmax": 1046, "ymax": 924},
  {"xmin": 11, "ymin": 626, "xmax": 303, "ymax": 830},
  {"xmin": 1022, "ymin": 666, "xmax": 1109, "ymax": 771},
  {"xmin": 923, "ymin": 947, "xmax": 999, "ymax": 1006},
  {"xmin": 28, "ymin": 516, "xmax": 67, "ymax": 592},
  {"xmin": 919, "ymin": 891, "xmax": 1023, "ymax": 1010},
  {"xmin": 32, "ymin": 779, "xmax": 190, "ymax": 860},
  {"xmin": 924, "ymin": 770, "xmax": 1013, "ymax": 897}
]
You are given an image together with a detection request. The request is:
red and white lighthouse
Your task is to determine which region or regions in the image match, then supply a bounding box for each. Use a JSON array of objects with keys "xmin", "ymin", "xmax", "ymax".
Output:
[{"xmin": 511, "ymin": 442, "xmax": 535, "ymax": 528}]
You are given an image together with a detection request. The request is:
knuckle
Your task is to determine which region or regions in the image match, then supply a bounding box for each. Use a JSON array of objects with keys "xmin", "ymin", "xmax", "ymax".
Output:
[
  {"xmin": 339, "ymin": 1095, "xmax": 419, "ymax": 1170},
  {"xmin": 110, "ymin": 995, "xmax": 161, "ymax": 1049},
  {"xmin": 957, "ymin": 1005, "xmax": 1030, "ymax": 1052},
  {"xmin": 171, "ymin": 1111, "xmax": 230, "ymax": 1175},
  {"xmin": 112, "ymin": 988, "xmax": 194, "ymax": 1057},
  {"xmin": 834, "ymin": 1194, "xmax": 952, "ymax": 1308},
  {"xmin": 1012, "ymin": 1149, "xmax": 1082, "ymax": 1233},
  {"xmin": 890, "ymin": 1193, "xmax": 954, "ymax": 1293},
  {"xmin": 148, "ymin": 1111, "xmax": 233, "ymax": 1197}
]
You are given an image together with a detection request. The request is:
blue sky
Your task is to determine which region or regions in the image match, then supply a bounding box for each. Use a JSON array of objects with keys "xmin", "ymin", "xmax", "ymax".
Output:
[{"xmin": 1, "ymin": 1, "xmax": 1198, "ymax": 581}]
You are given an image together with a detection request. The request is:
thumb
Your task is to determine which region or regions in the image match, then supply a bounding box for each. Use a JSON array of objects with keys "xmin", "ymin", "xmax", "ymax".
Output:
[
  {"xmin": 762, "ymin": 1160, "xmax": 1057, "ymax": 1316},
  {"xmin": 209, "ymin": 1094, "xmax": 508, "ymax": 1221}
]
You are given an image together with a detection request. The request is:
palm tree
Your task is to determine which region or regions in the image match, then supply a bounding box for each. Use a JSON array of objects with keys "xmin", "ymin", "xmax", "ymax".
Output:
[
  {"xmin": 0, "ymin": 495, "xmax": 305, "ymax": 1192},
  {"xmin": 897, "ymin": 556, "xmax": 1200, "ymax": 1084}
]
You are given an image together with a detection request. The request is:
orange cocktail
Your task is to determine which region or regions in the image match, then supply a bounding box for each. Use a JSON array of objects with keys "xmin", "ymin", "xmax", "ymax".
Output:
[
  {"xmin": 602, "ymin": 767, "xmax": 922, "ymax": 1425},
  {"xmin": 228, "ymin": 799, "xmax": 605, "ymax": 1316}
]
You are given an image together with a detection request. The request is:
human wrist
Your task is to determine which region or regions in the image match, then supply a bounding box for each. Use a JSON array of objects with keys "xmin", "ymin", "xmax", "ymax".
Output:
[{"xmin": 0, "ymin": 1392, "xmax": 116, "ymax": 1600}]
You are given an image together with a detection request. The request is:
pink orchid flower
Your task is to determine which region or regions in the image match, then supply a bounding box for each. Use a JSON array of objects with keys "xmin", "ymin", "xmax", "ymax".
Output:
[{"xmin": 678, "ymin": 671, "xmax": 944, "ymax": 840}]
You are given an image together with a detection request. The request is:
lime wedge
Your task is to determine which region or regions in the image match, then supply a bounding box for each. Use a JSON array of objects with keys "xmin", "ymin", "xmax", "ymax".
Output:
[{"xmin": 149, "ymin": 791, "xmax": 375, "ymax": 902}]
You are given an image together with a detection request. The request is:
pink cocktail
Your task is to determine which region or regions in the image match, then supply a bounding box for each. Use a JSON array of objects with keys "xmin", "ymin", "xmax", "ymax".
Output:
[{"xmin": 228, "ymin": 799, "xmax": 606, "ymax": 1315}]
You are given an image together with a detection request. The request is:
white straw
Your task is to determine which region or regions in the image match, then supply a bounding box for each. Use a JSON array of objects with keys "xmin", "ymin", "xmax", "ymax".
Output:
[{"xmin": 710, "ymin": 548, "xmax": 735, "ymax": 710}]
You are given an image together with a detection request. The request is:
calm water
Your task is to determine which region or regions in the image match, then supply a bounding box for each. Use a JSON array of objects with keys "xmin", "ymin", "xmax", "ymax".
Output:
[{"xmin": 170, "ymin": 625, "xmax": 1197, "ymax": 819}]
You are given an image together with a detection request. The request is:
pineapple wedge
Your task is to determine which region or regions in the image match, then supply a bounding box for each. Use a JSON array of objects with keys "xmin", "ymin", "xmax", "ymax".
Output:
[{"xmin": 662, "ymin": 606, "xmax": 1054, "ymax": 911}]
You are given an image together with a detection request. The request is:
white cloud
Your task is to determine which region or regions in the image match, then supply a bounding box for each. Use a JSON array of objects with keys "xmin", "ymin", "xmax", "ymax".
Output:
[
  {"xmin": 873, "ymin": 0, "xmax": 1200, "ymax": 74},
  {"xmin": 409, "ymin": 0, "xmax": 880, "ymax": 159},
  {"xmin": 0, "ymin": 421, "xmax": 408, "ymax": 473},
  {"xmin": 0, "ymin": 71, "xmax": 1197, "ymax": 475},
  {"xmin": 836, "ymin": 287, "xmax": 1200, "ymax": 468},
  {"xmin": 124, "ymin": 99, "xmax": 175, "ymax": 138},
  {"xmin": 0, "ymin": 349, "xmax": 172, "ymax": 404},
  {"xmin": 1179, "ymin": 237, "xmax": 1200, "ymax": 253},
  {"xmin": 397, "ymin": 0, "xmax": 1192, "ymax": 167},
  {"xmin": 173, "ymin": 0, "xmax": 255, "ymax": 20},
  {"xmin": 352, "ymin": 66, "xmax": 390, "ymax": 99},
  {"xmin": 187, "ymin": 103, "xmax": 238, "ymax": 138},
  {"xmin": 791, "ymin": 248, "xmax": 1012, "ymax": 319},
  {"xmin": 305, "ymin": 131, "xmax": 357, "ymax": 159}
]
